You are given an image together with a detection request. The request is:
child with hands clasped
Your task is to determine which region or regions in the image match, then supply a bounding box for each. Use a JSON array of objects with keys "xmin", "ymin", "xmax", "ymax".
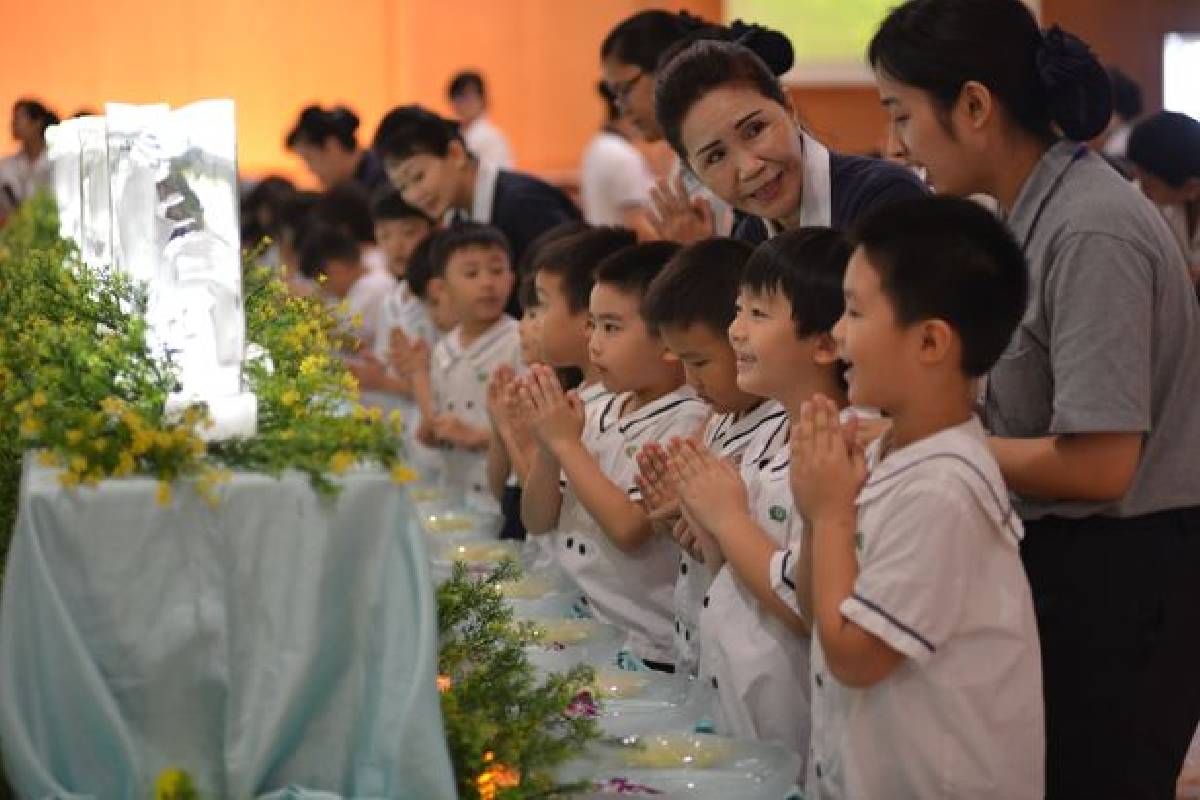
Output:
[
  {"xmin": 638, "ymin": 237, "xmax": 787, "ymax": 678},
  {"xmin": 789, "ymin": 197, "xmax": 1044, "ymax": 800},
  {"xmin": 662, "ymin": 229, "xmax": 853, "ymax": 769},
  {"xmin": 520, "ymin": 241, "xmax": 709, "ymax": 672},
  {"xmin": 416, "ymin": 223, "xmax": 522, "ymax": 513}
]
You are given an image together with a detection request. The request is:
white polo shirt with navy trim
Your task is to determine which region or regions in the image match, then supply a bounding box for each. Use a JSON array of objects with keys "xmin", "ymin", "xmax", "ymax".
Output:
[
  {"xmin": 429, "ymin": 316, "xmax": 522, "ymax": 514},
  {"xmin": 556, "ymin": 386, "xmax": 710, "ymax": 665},
  {"xmin": 673, "ymin": 400, "xmax": 786, "ymax": 677},
  {"xmin": 698, "ymin": 429, "xmax": 811, "ymax": 767},
  {"xmin": 806, "ymin": 416, "xmax": 1044, "ymax": 800}
]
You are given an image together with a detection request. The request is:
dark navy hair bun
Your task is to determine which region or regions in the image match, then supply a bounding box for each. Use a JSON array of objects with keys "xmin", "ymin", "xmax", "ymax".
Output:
[
  {"xmin": 729, "ymin": 20, "xmax": 795, "ymax": 77},
  {"xmin": 1036, "ymin": 26, "xmax": 1112, "ymax": 142}
]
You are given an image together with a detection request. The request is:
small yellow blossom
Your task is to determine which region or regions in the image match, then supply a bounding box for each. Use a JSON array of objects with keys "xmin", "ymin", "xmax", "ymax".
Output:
[
  {"xmin": 30, "ymin": 390, "xmax": 48, "ymax": 408},
  {"xmin": 131, "ymin": 430, "xmax": 155, "ymax": 456},
  {"xmin": 390, "ymin": 464, "xmax": 418, "ymax": 485},
  {"xmin": 389, "ymin": 409, "xmax": 403, "ymax": 426},
  {"xmin": 91, "ymin": 438, "xmax": 108, "ymax": 453},
  {"xmin": 37, "ymin": 450, "xmax": 61, "ymax": 468},
  {"xmin": 69, "ymin": 455, "xmax": 88, "ymax": 474},
  {"xmin": 58, "ymin": 470, "xmax": 80, "ymax": 489},
  {"xmin": 366, "ymin": 407, "xmax": 382, "ymax": 423},
  {"xmin": 19, "ymin": 417, "xmax": 41, "ymax": 438},
  {"xmin": 280, "ymin": 389, "xmax": 300, "ymax": 407},
  {"xmin": 100, "ymin": 396, "xmax": 126, "ymax": 416},
  {"xmin": 156, "ymin": 481, "xmax": 173, "ymax": 507},
  {"xmin": 114, "ymin": 452, "xmax": 135, "ymax": 477},
  {"xmin": 82, "ymin": 469, "xmax": 103, "ymax": 488},
  {"xmin": 329, "ymin": 451, "xmax": 355, "ymax": 474},
  {"xmin": 65, "ymin": 429, "xmax": 83, "ymax": 445}
]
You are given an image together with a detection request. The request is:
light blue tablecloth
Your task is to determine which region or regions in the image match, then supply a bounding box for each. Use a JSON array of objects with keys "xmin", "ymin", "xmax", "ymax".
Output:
[{"xmin": 0, "ymin": 461, "xmax": 456, "ymax": 800}]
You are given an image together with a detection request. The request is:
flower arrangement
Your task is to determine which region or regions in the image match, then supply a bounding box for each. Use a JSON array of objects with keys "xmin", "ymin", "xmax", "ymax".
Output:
[
  {"xmin": 0, "ymin": 194, "xmax": 411, "ymax": 580},
  {"xmin": 437, "ymin": 560, "xmax": 598, "ymax": 799}
]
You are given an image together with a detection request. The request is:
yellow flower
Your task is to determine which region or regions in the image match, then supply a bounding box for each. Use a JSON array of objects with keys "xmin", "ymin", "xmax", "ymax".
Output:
[
  {"xmin": 329, "ymin": 451, "xmax": 355, "ymax": 474},
  {"xmin": 388, "ymin": 409, "xmax": 403, "ymax": 427},
  {"xmin": 37, "ymin": 450, "xmax": 60, "ymax": 467},
  {"xmin": 19, "ymin": 417, "xmax": 41, "ymax": 438},
  {"xmin": 155, "ymin": 431, "xmax": 174, "ymax": 450},
  {"xmin": 114, "ymin": 452, "xmax": 135, "ymax": 477},
  {"xmin": 390, "ymin": 464, "xmax": 418, "ymax": 485},
  {"xmin": 69, "ymin": 455, "xmax": 88, "ymax": 474},
  {"xmin": 280, "ymin": 389, "xmax": 300, "ymax": 407},
  {"xmin": 342, "ymin": 373, "xmax": 359, "ymax": 394},
  {"xmin": 153, "ymin": 768, "xmax": 196, "ymax": 800},
  {"xmin": 100, "ymin": 396, "xmax": 125, "ymax": 416},
  {"xmin": 82, "ymin": 469, "xmax": 103, "ymax": 488},
  {"xmin": 58, "ymin": 470, "xmax": 80, "ymax": 489},
  {"xmin": 121, "ymin": 409, "xmax": 143, "ymax": 431},
  {"xmin": 30, "ymin": 390, "xmax": 48, "ymax": 408},
  {"xmin": 366, "ymin": 407, "xmax": 382, "ymax": 423},
  {"xmin": 65, "ymin": 429, "xmax": 83, "ymax": 445},
  {"xmin": 131, "ymin": 430, "xmax": 155, "ymax": 455},
  {"xmin": 91, "ymin": 438, "xmax": 108, "ymax": 453},
  {"xmin": 156, "ymin": 480, "xmax": 173, "ymax": 507}
]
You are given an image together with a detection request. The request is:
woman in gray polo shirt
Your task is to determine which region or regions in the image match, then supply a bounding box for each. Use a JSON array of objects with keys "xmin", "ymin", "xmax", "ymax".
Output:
[{"xmin": 869, "ymin": 1, "xmax": 1200, "ymax": 798}]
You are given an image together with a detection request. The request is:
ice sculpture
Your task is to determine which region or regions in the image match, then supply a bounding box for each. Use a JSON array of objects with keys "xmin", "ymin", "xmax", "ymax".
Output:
[{"xmin": 45, "ymin": 100, "xmax": 256, "ymax": 440}]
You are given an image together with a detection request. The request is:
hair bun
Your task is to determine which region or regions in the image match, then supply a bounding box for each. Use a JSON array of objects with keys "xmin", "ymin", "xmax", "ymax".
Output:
[
  {"xmin": 1035, "ymin": 26, "xmax": 1112, "ymax": 141},
  {"xmin": 729, "ymin": 19, "xmax": 794, "ymax": 77},
  {"xmin": 330, "ymin": 105, "xmax": 360, "ymax": 134}
]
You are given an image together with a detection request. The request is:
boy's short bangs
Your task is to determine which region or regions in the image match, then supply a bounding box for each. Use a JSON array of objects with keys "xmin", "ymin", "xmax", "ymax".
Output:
[
  {"xmin": 851, "ymin": 196, "xmax": 1028, "ymax": 378},
  {"xmin": 740, "ymin": 228, "xmax": 851, "ymax": 338},
  {"xmin": 643, "ymin": 237, "xmax": 752, "ymax": 334}
]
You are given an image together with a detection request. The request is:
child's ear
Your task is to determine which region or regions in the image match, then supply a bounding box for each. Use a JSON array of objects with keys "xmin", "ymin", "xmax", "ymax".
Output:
[
  {"xmin": 811, "ymin": 332, "xmax": 840, "ymax": 366},
  {"xmin": 916, "ymin": 319, "xmax": 956, "ymax": 366}
]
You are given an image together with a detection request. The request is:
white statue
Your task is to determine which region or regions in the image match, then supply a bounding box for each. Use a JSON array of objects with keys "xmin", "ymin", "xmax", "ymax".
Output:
[{"xmin": 46, "ymin": 100, "xmax": 256, "ymax": 440}]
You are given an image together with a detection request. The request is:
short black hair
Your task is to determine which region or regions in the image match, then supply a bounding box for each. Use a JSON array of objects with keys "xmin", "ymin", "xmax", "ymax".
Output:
[
  {"xmin": 1107, "ymin": 66, "xmax": 1143, "ymax": 121},
  {"xmin": 406, "ymin": 232, "xmax": 443, "ymax": 299},
  {"xmin": 448, "ymin": 70, "xmax": 486, "ymax": 100},
  {"xmin": 286, "ymin": 104, "xmax": 360, "ymax": 151},
  {"xmin": 741, "ymin": 228, "xmax": 852, "ymax": 339},
  {"xmin": 432, "ymin": 222, "xmax": 512, "ymax": 275},
  {"xmin": 655, "ymin": 39, "xmax": 790, "ymax": 161},
  {"xmin": 868, "ymin": 0, "xmax": 1111, "ymax": 143},
  {"xmin": 1127, "ymin": 111, "xmax": 1200, "ymax": 189},
  {"xmin": 298, "ymin": 225, "xmax": 360, "ymax": 280},
  {"xmin": 851, "ymin": 196, "xmax": 1028, "ymax": 378},
  {"xmin": 643, "ymin": 237, "xmax": 753, "ymax": 334},
  {"xmin": 277, "ymin": 190, "xmax": 321, "ymax": 249},
  {"xmin": 312, "ymin": 183, "xmax": 375, "ymax": 243},
  {"xmin": 593, "ymin": 241, "xmax": 683, "ymax": 303},
  {"xmin": 241, "ymin": 175, "xmax": 296, "ymax": 244},
  {"xmin": 516, "ymin": 220, "xmax": 591, "ymax": 280},
  {"xmin": 372, "ymin": 105, "xmax": 464, "ymax": 163},
  {"xmin": 536, "ymin": 227, "xmax": 638, "ymax": 314},
  {"xmin": 370, "ymin": 187, "xmax": 432, "ymax": 223}
]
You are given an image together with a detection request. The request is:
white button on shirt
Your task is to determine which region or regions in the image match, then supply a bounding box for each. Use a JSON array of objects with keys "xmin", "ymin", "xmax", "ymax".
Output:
[
  {"xmin": 807, "ymin": 417, "xmax": 1044, "ymax": 800},
  {"xmin": 673, "ymin": 400, "xmax": 786, "ymax": 677},
  {"xmin": 557, "ymin": 386, "xmax": 710, "ymax": 665},
  {"xmin": 429, "ymin": 317, "xmax": 522, "ymax": 514}
]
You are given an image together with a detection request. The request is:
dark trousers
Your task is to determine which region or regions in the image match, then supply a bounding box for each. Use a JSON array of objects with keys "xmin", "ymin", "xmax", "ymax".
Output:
[{"xmin": 1021, "ymin": 506, "xmax": 1200, "ymax": 800}]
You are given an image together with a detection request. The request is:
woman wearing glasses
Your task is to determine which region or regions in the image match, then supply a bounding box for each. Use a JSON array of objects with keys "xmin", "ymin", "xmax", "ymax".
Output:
[{"xmin": 599, "ymin": 11, "xmax": 792, "ymax": 243}]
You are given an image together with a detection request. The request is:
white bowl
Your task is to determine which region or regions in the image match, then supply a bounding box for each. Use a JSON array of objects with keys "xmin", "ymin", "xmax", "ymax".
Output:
[{"xmin": 523, "ymin": 617, "xmax": 624, "ymax": 675}]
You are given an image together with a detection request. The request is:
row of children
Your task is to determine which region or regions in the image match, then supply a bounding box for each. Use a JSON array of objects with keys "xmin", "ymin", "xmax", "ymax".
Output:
[{"xmin": 354, "ymin": 189, "xmax": 1044, "ymax": 797}]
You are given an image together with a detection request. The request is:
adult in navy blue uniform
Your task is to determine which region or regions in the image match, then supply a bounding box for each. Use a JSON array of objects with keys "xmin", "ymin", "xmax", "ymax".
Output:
[
  {"xmin": 286, "ymin": 104, "xmax": 389, "ymax": 194},
  {"xmin": 372, "ymin": 105, "xmax": 580, "ymax": 274},
  {"xmin": 652, "ymin": 40, "xmax": 926, "ymax": 241}
]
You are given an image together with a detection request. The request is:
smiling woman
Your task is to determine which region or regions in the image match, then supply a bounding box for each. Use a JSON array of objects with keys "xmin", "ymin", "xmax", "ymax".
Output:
[
  {"xmin": 654, "ymin": 39, "xmax": 925, "ymax": 243},
  {"xmin": 371, "ymin": 104, "xmax": 580, "ymax": 279}
]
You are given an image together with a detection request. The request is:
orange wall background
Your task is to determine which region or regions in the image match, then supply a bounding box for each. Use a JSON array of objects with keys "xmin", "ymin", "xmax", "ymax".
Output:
[
  {"xmin": 0, "ymin": 0, "xmax": 717, "ymax": 185},
  {"xmin": 2, "ymin": 0, "xmax": 1195, "ymax": 186}
]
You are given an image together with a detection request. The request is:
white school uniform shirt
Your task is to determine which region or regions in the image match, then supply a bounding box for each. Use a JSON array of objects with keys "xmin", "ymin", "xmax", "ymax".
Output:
[
  {"xmin": 529, "ymin": 380, "xmax": 614, "ymax": 569},
  {"xmin": 342, "ymin": 270, "xmax": 396, "ymax": 351},
  {"xmin": 806, "ymin": 416, "xmax": 1044, "ymax": 800},
  {"xmin": 698, "ymin": 424, "xmax": 811, "ymax": 768},
  {"xmin": 429, "ymin": 317, "xmax": 522, "ymax": 514},
  {"xmin": 365, "ymin": 280, "xmax": 442, "ymax": 473},
  {"xmin": 580, "ymin": 130, "xmax": 653, "ymax": 226},
  {"xmin": 556, "ymin": 386, "xmax": 710, "ymax": 665},
  {"xmin": 673, "ymin": 400, "xmax": 787, "ymax": 677},
  {"xmin": 463, "ymin": 115, "xmax": 514, "ymax": 169}
]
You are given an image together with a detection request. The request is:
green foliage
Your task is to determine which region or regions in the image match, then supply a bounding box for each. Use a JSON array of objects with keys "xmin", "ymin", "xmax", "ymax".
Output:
[
  {"xmin": 0, "ymin": 195, "xmax": 413, "ymax": 577},
  {"xmin": 438, "ymin": 560, "xmax": 597, "ymax": 799}
]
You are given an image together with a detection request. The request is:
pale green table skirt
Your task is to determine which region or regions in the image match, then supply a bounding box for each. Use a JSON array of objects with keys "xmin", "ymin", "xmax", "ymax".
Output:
[{"xmin": 0, "ymin": 461, "xmax": 456, "ymax": 800}]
